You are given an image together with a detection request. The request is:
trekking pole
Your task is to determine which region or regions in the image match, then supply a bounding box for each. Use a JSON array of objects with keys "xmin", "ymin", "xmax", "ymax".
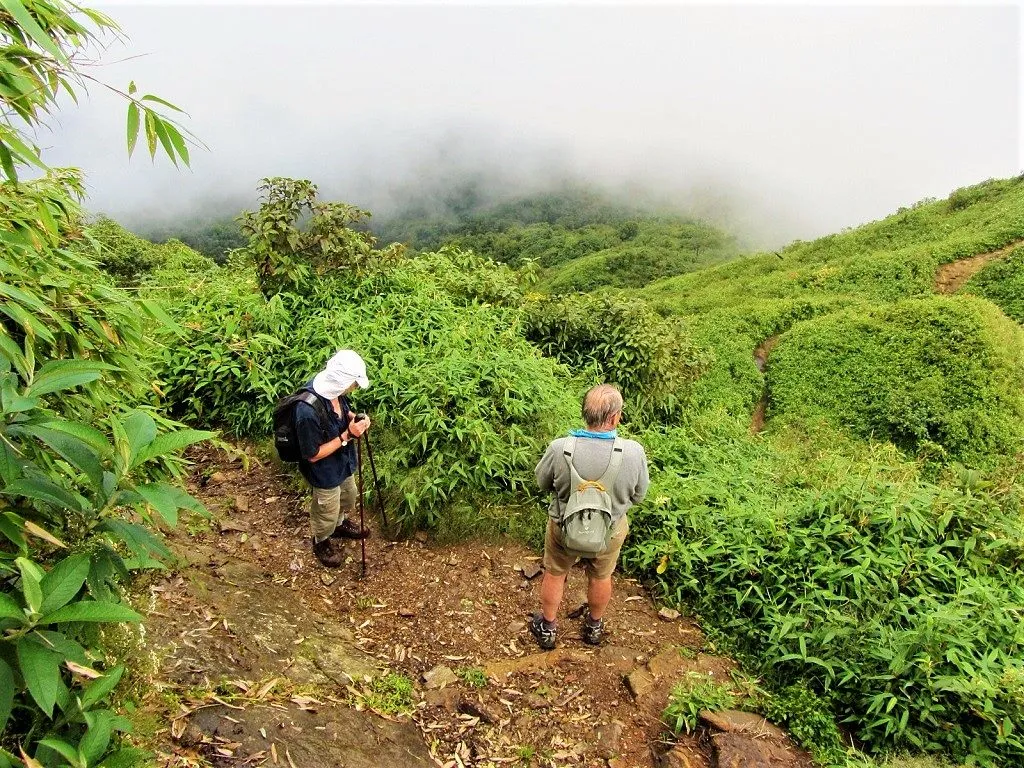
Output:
[
  {"xmin": 356, "ymin": 434, "xmax": 367, "ymax": 579},
  {"xmin": 363, "ymin": 431, "xmax": 389, "ymax": 529}
]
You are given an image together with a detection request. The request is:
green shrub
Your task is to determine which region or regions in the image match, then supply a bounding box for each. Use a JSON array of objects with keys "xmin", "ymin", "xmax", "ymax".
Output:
[
  {"xmin": 156, "ymin": 247, "xmax": 579, "ymax": 537},
  {"xmin": 763, "ymin": 683, "xmax": 848, "ymax": 766},
  {"xmin": 663, "ymin": 672, "xmax": 737, "ymax": 735},
  {"xmin": 523, "ymin": 293, "xmax": 709, "ymax": 423},
  {"xmin": 965, "ymin": 247, "xmax": 1024, "ymax": 324},
  {"xmin": 768, "ymin": 297, "xmax": 1024, "ymax": 464},
  {"xmin": 627, "ymin": 423, "xmax": 1024, "ymax": 765}
]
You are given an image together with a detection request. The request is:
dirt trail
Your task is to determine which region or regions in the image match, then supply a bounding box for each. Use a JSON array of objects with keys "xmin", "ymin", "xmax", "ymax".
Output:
[
  {"xmin": 138, "ymin": 446, "xmax": 812, "ymax": 768},
  {"xmin": 934, "ymin": 239, "xmax": 1024, "ymax": 295},
  {"xmin": 749, "ymin": 336, "xmax": 779, "ymax": 435}
]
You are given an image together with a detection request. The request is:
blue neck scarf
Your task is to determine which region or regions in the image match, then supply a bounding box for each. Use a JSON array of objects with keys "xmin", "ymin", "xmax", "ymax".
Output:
[{"xmin": 569, "ymin": 428, "xmax": 617, "ymax": 440}]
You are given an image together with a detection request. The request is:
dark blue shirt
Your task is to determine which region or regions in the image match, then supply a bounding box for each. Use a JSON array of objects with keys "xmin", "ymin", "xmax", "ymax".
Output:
[{"xmin": 294, "ymin": 384, "xmax": 357, "ymax": 489}]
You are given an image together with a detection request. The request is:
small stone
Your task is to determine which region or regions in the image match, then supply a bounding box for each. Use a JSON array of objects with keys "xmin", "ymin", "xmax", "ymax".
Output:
[
  {"xmin": 398, "ymin": 608, "xmax": 416, "ymax": 618},
  {"xmin": 519, "ymin": 562, "xmax": 543, "ymax": 579},
  {"xmin": 422, "ymin": 665, "xmax": 459, "ymax": 689},
  {"xmin": 593, "ymin": 720, "xmax": 624, "ymax": 758},
  {"xmin": 265, "ymin": 496, "xmax": 280, "ymax": 503},
  {"xmin": 625, "ymin": 669, "xmax": 655, "ymax": 698},
  {"xmin": 320, "ymin": 573, "xmax": 337, "ymax": 587},
  {"xmin": 207, "ymin": 471, "xmax": 227, "ymax": 485},
  {"xmin": 414, "ymin": 531, "xmax": 429, "ymax": 543},
  {"xmin": 508, "ymin": 620, "xmax": 527, "ymax": 634},
  {"xmin": 234, "ymin": 496, "xmax": 249, "ymax": 512},
  {"xmin": 607, "ymin": 759, "xmax": 627, "ymax": 768},
  {"xmin": 447, "ymin": 555, "xmax": 460, "ymax": 567},
  {"xmin": 423, "ymin": 687, "xmax": 461, "ymax": 711},
  {"xmin": 459, "ymin": 698, "xmax": 501, "ymax": 725},
  {"xmin": 658, "ymin": 607, "xmax": 681, "ymax": 621},
  {"xmin": 219, "ymin": 519, "xmax": 248, "ymax": 534},
  {"xmin": 522, "ymin": 693, "xmax": 550, "ymax": 710}
]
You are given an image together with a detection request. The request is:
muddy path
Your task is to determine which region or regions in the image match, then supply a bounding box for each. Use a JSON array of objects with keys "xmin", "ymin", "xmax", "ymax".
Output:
[
  {"xmin": 749, "ymin": 336, "xmax": 779, "ymax": 435},
  {"xmin": 137, "ymin": 445, "xmax": 812, "ymax": 768},
  {"xmin": 934, "ymin": 239, "xmax": 1024, "ymax": 295}
]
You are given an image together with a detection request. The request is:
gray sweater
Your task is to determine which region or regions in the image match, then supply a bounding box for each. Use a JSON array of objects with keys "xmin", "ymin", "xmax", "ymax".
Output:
[{"xmin": 535, "ymin": 435, "xmax": 650, "ymax": 523}]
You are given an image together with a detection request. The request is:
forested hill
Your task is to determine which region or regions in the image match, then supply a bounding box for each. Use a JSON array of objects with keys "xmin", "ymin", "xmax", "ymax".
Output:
[{"xmin": 373, "ymin": 186, "xmax": 742, "ymax": 291}]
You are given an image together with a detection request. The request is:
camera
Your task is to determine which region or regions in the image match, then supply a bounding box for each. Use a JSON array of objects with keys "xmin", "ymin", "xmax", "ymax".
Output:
[{"xmin": 355, "ymin": 412, "xmax": 369, "ymax": 423}]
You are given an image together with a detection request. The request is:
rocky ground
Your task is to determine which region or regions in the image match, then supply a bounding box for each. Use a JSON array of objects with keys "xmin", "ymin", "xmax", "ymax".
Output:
[{"xmin": 136, "ymin": 444, "xmax": 813, "ymax": 768}]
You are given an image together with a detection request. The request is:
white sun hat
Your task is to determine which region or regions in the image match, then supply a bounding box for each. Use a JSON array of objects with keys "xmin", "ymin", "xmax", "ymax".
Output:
[{"xmin": 311, "ymin": 349, "xmax": 370, "ymax": 398}]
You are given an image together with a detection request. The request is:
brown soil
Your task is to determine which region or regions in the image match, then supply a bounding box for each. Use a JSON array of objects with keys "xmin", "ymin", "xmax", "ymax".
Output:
[
  {"xmin": 139, "ymin": 445, "xmax": 813, "ymax": 768},
  {"xmin": 933, "ymin": 239, "xmax": 1024, "ymax": 295},
  {"xmin": 749, "ymin": 336, "xmax": 779, "ymax": 435}
]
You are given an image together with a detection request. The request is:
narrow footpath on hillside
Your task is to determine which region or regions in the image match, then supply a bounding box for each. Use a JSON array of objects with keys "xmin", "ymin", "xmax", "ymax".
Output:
[
  {"xmin": 749, "ymin": 337, "xmax": 779, "ymax": 435},
  {"xmin": 933, "ymin": 238, "xmax": 1024, "ymax": 295},
  {"xmin": 136, "ymin": 445, "xmax": 813, "ymax": 768}
]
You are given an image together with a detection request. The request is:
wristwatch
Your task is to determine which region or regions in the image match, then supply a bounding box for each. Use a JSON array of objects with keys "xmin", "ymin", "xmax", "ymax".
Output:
[{"xmin": 340, "ymin": 430, "xmax": 350, "ymax": 447}]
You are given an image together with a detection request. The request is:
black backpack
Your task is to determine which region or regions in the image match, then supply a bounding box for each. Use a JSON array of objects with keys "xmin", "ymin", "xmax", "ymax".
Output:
[{"xmin": 273, "ymin": 388, "xmax": 330, "ymax": 462}]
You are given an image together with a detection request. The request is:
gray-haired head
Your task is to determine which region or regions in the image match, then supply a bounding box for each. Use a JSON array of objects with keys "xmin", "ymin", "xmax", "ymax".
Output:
[{"xmin": 582, "ymin": 384, "xmax": 623, "ymax": 429}]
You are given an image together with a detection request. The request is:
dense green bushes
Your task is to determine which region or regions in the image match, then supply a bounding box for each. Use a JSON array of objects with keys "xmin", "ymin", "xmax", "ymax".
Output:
[
  {"xmin": 966, "ymin": 246, "xmax": 1024, "ymax": 324},
  {"xmin": 769, "ymin": 297, "xmax": 1024, "ymax": 464},
  {"xmin": 154, "ymin": 245, "xmax": 579, "ymax": 537},
  {"xmin": 627, "ymin": 422, "xmax": 1024, "ymax": 765},
  {"xmin": 522, "ymin": 293, "xmax": 708, "ymax": 423}
]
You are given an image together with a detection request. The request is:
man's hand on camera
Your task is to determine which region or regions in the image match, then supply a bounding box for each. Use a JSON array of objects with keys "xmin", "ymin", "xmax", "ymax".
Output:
[{"xmin": 349, "ymin": 416, "xmax": 371, "ymax": 438}]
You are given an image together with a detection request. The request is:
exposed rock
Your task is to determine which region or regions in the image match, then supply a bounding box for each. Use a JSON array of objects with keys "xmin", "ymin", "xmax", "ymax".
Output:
[
  {"xmin": 207, "ymin": 471, "xmax": 227, "ymax": 485},
  {"xmin": 414, "ymin": 531, "xmax": 429, "ymax": 543},
  {"xmin": 422, "ymin": 665, "xmax": 459, "ymax": 689},
  {"xmin": 658, "ymin": 607, "xmax": 681, "ymax": 621},
  {"xmin": 233, "ymin": 495, "xmax": 249, "ymax": 512},
  {"xmin": 218, "ymin": 518, "xmax": 248, "ymax": 534},
  {"xmin": 713, "ymin": 732, "xmax": 796, "ymax": 768},
  {"xmin": 319, "ymin": 572, "xmax": 337, "ymax": 587},
  {"xmin": 423, "ymin": 687, "xmax": 461, "ymax": 712},
  {"xmin": 598, "ymin": 645, "xmax": 642, "ymax": 672},
  {"xmin": 187, "ymin": 702, "xmax": 432, "ymax": 768},
  {"xmin": 398, "ymin": 608, "xmax": 416, "ymax": 618},
  {"xmin": 700, "ymin": 709, "xmax": 787, "ymax": 741},
  {"xmin": 522, "ymin": 693, "xmax": 551, "ymax": 710},
  {"xmin": 519, "ymin": 562, "xmax": 543, "ymax": 579},
  {"xmin": 592, "ymin": 720, "xmax": 624, "ymax": 758},
  {"xmin": 484, "ymin": 648, "xmax": 588, "ymax": 679},
  {"xmin": 625, "ymin": 668, "xmax": 654, "ymax": 698},
  {"xmin": 658, "ymin": 745, "xmax": 701, "ymax": 768},
  {"xmin": 647, "ymin": 647, "xmax": 690, "ymax": 679},
  {"xmin": 507, "ymin": 620, "xmax": 527, "ymax": 635},
  {"xmin": 459, "ymin": 697, "xmax": 502, "ymax": 724}
]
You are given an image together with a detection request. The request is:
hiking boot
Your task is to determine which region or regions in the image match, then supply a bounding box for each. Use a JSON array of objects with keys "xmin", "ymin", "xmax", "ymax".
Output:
[
  {"xmin": 581, "ymin": 615, "xmax": 605, "ymax": 646},
  {"xmin": 331, "ymin": 518, "xmax": 369, "ymax": 540},
  {"xmin": 529, "ymin": 614, "xmax": 557, "ymax": 650},
  {"xmin": 312, "ymin": 537, "xmax": 343, "ymax": 568}
]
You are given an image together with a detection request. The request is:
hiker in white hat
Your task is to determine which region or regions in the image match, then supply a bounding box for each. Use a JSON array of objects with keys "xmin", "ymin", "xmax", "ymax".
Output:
[{"xmin": 294, "ymin": 349, "xmax": 372, "ymax": 567}]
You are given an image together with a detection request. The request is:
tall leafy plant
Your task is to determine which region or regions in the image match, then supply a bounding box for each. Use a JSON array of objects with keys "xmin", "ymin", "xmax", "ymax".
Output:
[{"xmin": 0, "ymin": 2, "xmax": 205, "ymax": 765}]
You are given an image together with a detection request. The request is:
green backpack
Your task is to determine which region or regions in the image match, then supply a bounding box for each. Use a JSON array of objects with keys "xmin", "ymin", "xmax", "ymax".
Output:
[{"xmin": 558, "ymin": 436, "xmax": 624, "ymax": 555}]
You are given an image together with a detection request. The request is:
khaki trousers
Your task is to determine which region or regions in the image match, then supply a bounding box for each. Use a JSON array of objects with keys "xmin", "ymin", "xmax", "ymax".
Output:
[{"xmin": 309, "ymin": 475, "xmax": 358, "ymax": 542}]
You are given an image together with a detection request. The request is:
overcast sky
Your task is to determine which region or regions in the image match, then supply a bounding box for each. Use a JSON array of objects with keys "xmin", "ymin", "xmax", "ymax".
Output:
[{"xmin": 43, "ymin": 1, "xmax": 1020, "ymax": 246}]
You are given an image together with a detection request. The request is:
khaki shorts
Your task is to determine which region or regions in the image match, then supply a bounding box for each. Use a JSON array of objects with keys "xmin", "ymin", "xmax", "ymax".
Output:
[
  {"xmin": 309, "ymin": 475, "xmax": 358, "ymax": 541},
  {"xmin": 543, "ymin": 516, "xmax": 629, "ymax": 580}
]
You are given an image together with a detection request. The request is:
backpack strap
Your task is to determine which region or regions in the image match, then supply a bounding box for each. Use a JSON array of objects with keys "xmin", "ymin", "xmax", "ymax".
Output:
[
  {"xmin": 597, "ymin": 437, "xmax": 626, "ymax": 489},
  {"xmin": 562, "ymin": 436, "xmax": 586, "ymax": 491},
  {"xmin": 296, "ymin": 389, "xmax": 332, "ymax": 436}
]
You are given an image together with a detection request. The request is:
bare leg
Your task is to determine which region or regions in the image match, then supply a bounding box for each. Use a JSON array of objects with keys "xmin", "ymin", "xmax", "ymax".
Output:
[
  {"xmin": 540, "ymin": 571, "xmax": 567, "ymax": 622},
  {"xmin": 587, "ymin": 576, "xmax": 613, "ymax": 620}
]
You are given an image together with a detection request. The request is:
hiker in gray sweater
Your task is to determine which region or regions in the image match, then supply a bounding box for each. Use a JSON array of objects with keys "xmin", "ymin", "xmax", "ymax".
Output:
[{"xmin": 530, "ymin": 384, "xmax": 649, "ymax": 649}]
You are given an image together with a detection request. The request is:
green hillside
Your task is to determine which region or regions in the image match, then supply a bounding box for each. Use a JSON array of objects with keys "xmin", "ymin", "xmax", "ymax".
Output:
[{"xmin": 375, "ymin": 187, "xmax": 741, "ymax": 290}]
